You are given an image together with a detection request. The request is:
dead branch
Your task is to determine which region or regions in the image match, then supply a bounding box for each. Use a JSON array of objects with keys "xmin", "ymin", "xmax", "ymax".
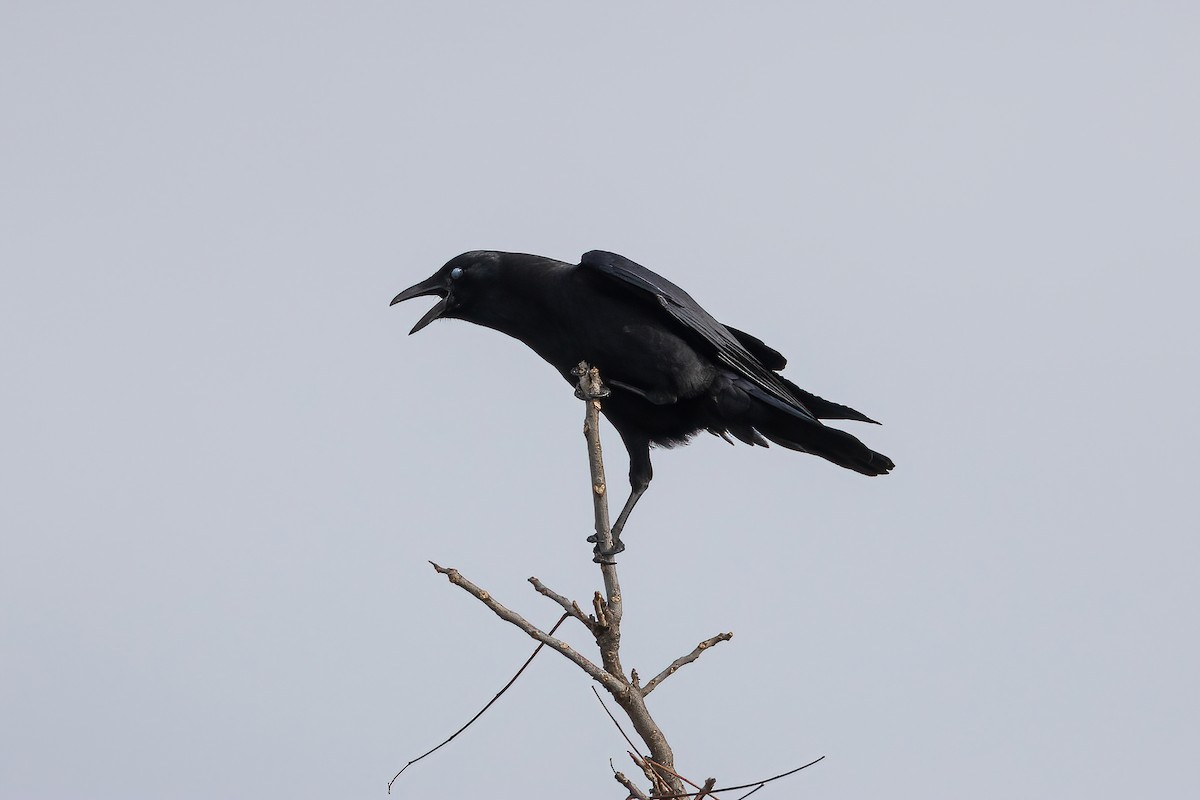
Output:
[
  {"xmin": 575, "ymin": 363, "xmax": 623, "ymax": 611},
  {"xmin": 429, "ymin": 562, "xmax": 624, "ymax": 694},
  {"xmin": 575, "ymin": 363, "xmax": 685, "ymax": 797},
  {"xmin": 642, "ymin": 632, "xmax": 734, "ymax": 697},
  {"xmin": 419, "ymin": 363, "xmax": 748, "ymax": 798}
]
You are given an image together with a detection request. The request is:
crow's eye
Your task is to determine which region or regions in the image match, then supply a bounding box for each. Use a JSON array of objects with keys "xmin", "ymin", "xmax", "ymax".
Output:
[{"xmin": 450, "ymin": 267, "xmax": 464, "ymax": 280}]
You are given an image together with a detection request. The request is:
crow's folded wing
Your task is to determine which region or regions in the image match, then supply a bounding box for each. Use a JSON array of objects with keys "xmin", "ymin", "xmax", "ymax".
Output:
[
  {"xmin": 579, "ymin": 250, "xmax": 816, "ymax": 421},
  {"xmin": 725, "ymin": 325, "xmax": 787, "ymax": 370}
]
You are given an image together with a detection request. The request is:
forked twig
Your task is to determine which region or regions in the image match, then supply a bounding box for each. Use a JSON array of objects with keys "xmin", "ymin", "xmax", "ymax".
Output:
[
  {"xmin": 529, "ymin": 576, "xmax": 594, "ymax": 630},
  {"xmin": 429, "ymin": 561, "xmax": 624, "ymax": 694}
]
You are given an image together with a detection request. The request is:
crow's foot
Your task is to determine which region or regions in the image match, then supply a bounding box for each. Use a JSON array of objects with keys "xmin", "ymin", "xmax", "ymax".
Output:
[
  {"xmin": 592, "ymin": 546, "xmax": 623, "ymax": 564},
  {"xmin": 590, "ymin": 532, "xmax": 625, "ymax": 563},
  {"xmin": 574, "ymin": 385, "xmax": 611, "ymax": 401}
]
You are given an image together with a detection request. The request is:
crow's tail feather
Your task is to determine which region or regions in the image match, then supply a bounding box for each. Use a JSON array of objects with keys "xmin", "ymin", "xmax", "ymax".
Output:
[
  {"xmin": 779, "ymin": 376, "xmax": 881, "ymax": 424},
  {"xmin": 748, "ymin": 386, "xmax": 894, "ymax": 476},
  {"xmin": 761, "ymin": 417, "xmax": 894, "ymax": 476}
]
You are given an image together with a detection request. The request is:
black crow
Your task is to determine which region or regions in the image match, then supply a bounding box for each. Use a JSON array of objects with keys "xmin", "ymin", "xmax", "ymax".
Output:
[{"xmin": 392, "ymin": 250, "xmax": 893, "ymax": 556}]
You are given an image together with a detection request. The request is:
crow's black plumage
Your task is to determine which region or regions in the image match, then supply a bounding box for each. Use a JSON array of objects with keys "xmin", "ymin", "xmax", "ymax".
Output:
[{"xmin": 392, "ymin": 250, "xmax": 894, "ymax": 556}]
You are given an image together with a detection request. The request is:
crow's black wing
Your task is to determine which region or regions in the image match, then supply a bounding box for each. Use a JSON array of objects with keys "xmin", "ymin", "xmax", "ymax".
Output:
[
  {"xmin": 725, "ymin": 325, "xmax": 786, "ymax": 370},
  {"xmin": 579, "ymin": 250, "xmax": 815, "ymax": 420}
]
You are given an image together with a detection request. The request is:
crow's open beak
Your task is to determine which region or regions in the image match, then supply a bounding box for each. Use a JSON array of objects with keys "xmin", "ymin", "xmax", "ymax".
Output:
[{"xmin": 390, "ymin": 274, "xmax": 450, "ymax": 335}]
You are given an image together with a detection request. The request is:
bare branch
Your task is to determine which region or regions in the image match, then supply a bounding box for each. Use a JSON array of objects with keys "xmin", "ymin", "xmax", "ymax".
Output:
[
  {"xmin": 575, "ymin": 362, "xmax": 623, "ymax": 623},
  {"xmin": 694, "ymin": 778, "xmax": 718, "ymax": 800},
  {"xmin": 419, "ymin": 365, "xmax": 746, "ymax": 798},
  {"xmin": 528, "ymin": 576, "xmax": 594, "ymax": 630},
  {"xmin": 574, "ymin": 362, "xmax": 687, "ymax": 797},
  {"xmin": 642, "ymin": 632, "xmax": 734, "ymax": 696},
  {"xmin": 429, "ymin": 562, "xmax": 624, "ymax": 694}
]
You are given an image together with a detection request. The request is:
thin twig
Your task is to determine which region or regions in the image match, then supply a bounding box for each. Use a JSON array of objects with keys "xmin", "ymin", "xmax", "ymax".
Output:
[
  {"xmin": 528, "ymin": 576, "xmax": 594, "ymax": 630},
  {"xmin": 654, "ymin": 755, "xmax": 826, "ymax": 798},
  {"xmin": 386, "ymin": 613, "xmax": 570, "ymax": 792},
  {"xmin": 644, "ymin": 758, "xmax": 723, "ymax": 800},
  {"xmin": 591, "ymin": 686, "xmax": 643, "ymax": 758},
  {"xmin": 429, "ymin": 562, "xmax": 624, "ymax": 694},
  {"xmin": 642, "ymin": 632, "xmax": 734, "ymax": 696}
]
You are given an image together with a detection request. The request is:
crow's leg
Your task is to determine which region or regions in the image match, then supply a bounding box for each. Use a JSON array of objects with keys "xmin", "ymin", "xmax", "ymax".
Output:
[
  {"xmin": 588, "ymin": 484, "xmax": 645, "ymax": 556},
  {"xmin": 607, "ymin": 484, "xmax": 646, "ymax": 548},
  {"xmin": 591, "ymin": 437, "xmax": 652, "ymax": 559}
]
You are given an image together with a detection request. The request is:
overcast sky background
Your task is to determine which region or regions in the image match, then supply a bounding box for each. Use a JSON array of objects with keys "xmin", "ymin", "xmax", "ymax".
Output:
[{"xmin": 3, "ymin": 3, "xmax": 1198, "ymax": 798}]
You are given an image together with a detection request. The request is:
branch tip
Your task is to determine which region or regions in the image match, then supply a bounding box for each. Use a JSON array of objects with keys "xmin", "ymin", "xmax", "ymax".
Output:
[{"xmin": 643, "ymin": 632, "xmax": 735, "ymax": 696}]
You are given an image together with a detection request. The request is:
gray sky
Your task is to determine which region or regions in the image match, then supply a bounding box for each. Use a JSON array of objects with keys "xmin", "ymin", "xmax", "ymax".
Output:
[{"xmin": 2, "ymin": 2, "xmax": 1197, "ymax": 798}]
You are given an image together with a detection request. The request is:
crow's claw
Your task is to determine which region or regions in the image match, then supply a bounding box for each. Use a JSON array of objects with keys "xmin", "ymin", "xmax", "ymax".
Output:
[
  {"xmin": 592, "ymin": 543, "xmax": 624, "ymax": 563},
  {"xmin": 591, "ymin": 532, "xmax": 625, "ymax": 563}
]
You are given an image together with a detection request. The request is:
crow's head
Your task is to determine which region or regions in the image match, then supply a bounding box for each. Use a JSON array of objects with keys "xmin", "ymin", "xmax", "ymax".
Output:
[{"xmin": 390, "ymin": 250, "xmax": 505, "ymax": 334}]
